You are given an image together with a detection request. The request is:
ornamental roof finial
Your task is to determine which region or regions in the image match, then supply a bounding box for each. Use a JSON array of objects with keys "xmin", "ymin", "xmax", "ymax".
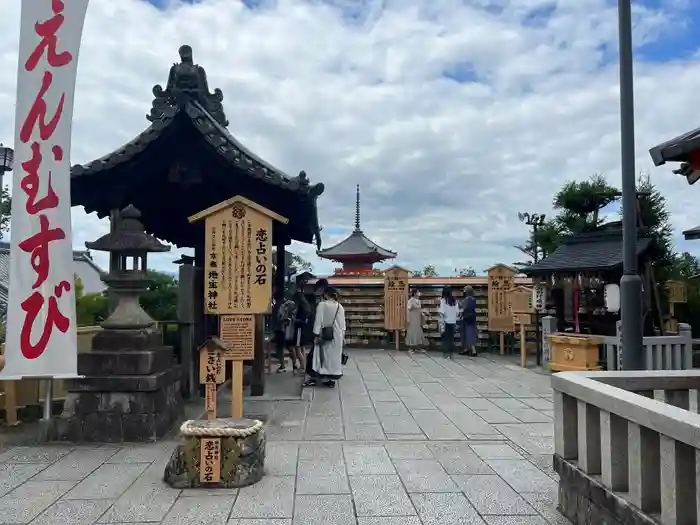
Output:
[{"xmin": 354, "ymin": 184, "xmax": 361, "ymax": 232}]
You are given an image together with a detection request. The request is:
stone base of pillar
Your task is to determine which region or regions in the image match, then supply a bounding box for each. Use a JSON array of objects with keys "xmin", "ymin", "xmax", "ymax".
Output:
[
  {"xmin": 49, "ymin": 330, "xmax": 183, "ymax": 443},
  {"xmin": 553, "ymin": 454, "xmax": 658, "ymax": 525}
]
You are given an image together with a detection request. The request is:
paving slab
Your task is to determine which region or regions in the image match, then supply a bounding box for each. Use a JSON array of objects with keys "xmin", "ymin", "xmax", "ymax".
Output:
[{"xmin": 0, "ymin": 351, "xmax": 568, "ymax": 524}]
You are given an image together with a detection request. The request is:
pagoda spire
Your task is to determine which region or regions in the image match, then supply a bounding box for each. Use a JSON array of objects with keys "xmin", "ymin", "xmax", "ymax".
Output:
[{"xmin": 354, "ymin": 184, "xmax": 361, "ymax": 232}]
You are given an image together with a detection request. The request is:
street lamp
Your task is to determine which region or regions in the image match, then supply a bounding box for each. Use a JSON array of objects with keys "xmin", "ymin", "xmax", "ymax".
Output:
[
  {"xmin": 517, "ymin": 212, "xmax": 546, "ymax": 263},
  {"xmin": 618, "ymin": 0, "xmax": 643, "ymax": 370}
]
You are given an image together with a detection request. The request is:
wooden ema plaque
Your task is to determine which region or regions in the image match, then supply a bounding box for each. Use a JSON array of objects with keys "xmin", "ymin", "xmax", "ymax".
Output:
[
  {"xmin": 219, "ymin": 315, "xmax": 255, "ymax": 419},
  {"xmin": 188, "ymin": 196, "xmax": 289, "ymax": 315},
  {"xmin": 384, "ymin": 266, "xmax": 409, "ymax": 330},
  {"xmin": 200, "ymin": 437, "xmax": 222, "ymax": 483},
  {"xmin": 487, "ymin": 264, "xmax": 516, "ymax": 332},
  {"xmin": 199, "ymin": 338, "xmax": 226, "ymax": 420}
]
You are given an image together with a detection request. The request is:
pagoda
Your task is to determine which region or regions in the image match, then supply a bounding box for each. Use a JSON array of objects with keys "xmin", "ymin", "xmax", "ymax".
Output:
[{"xmin": 317, "ymin": 185, "xmax": 396, "ymax": 275}]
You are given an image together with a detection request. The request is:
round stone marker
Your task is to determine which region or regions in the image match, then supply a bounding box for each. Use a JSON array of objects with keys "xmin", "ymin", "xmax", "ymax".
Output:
[{"xmin": 163, "ymin": 418, "xmax": 265, "ymax": 489}]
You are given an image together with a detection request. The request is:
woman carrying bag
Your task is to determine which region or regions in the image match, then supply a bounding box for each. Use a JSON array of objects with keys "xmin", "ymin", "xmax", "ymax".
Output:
[{"xmin": 304, "ymin": 287, "xmax": 346, "ymax": 388}]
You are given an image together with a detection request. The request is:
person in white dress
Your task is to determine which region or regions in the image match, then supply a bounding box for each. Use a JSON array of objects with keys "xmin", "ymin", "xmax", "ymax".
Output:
[
  {"xmin": 304, "ymin": 287, "xmax": 346, "ymax": 388},
  {"xmin": 405, "ymin": 288, "xmax": 427, "ymax": 352}
]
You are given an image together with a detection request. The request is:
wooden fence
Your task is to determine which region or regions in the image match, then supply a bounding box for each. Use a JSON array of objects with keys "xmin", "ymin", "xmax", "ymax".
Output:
[{"xmin": 0, "ymin": 326, "xmax": 102, "ymax": 424}]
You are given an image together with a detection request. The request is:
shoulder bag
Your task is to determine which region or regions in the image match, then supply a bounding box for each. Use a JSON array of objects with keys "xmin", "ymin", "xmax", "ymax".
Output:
[{"xmin": 320, "ymin": 304, "xmax": 340, "ymax": 342}]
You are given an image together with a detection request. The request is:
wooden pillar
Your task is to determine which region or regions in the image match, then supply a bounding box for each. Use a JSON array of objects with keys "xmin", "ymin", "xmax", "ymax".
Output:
[
  {"xmin": 194, "ymin": 245, "xmax": 206, "ymax": 398},
  {"xmin": 273, "ymin": 235, "xmax": 287, "ymax": 361}
]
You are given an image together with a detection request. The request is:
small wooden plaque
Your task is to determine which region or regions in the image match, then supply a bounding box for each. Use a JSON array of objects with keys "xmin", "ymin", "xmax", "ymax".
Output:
[
  {"xmin": 220, "ymin": 314, "xmax": 255, "ymax": 360},
  {"xmin": 384, "ymin": 266, "xmax": 410, "ymax": 330},
  {"xmin": 513, "ymin": 313, "xmax": 531, "ymax": 326},
  {"xmin": 205, "ymin": 382, "xmax": 216, "ymax": 414},
  {"xmin": 199, "ymin": 344, "xmax": 225, "ymax": 385},
  {"xmin": 200, "ymin": 437, "xmax": 221, "ymax": 483}
]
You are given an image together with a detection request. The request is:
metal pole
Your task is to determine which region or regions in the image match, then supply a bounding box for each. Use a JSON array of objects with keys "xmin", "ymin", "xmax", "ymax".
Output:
[
  {"xmin": 618, "ymin": 0, "xmax": 643, "ymax": 370},
  {"xmin": 41, "ymin": 378, "xmax": 53, "ymax": 421}
]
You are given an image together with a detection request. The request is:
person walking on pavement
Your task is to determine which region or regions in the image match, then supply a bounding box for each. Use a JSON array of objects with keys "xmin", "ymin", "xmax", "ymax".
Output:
[{"xmin": 305, "ymin": 286, "xmax": 346, "ymax": 388}]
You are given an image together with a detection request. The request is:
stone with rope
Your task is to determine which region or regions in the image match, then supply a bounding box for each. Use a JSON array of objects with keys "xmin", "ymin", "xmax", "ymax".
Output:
[
  {"xmin": 164, "ymin": 417, "xmax": 266, "ymax": 489},
  {"xmin": 180, "ymin": 418, "xmax": 263, "ymax": 437}
]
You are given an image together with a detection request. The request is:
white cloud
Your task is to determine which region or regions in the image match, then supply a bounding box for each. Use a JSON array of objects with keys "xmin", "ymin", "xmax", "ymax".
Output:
[{"xmin": 1, "ymin": 0, "xmax": 699, "ymax": 278}]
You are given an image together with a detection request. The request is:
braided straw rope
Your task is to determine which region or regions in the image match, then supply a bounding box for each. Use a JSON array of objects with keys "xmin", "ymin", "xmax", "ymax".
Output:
[{"xmin": 180, "ymin": 419, "xmax": 263, "ymax": 437}]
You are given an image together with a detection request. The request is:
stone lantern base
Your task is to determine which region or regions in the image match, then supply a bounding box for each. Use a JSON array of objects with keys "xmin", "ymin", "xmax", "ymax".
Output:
[{"xmin": 49, "ymin": 329, "xmax": 183, "ymax": 442}]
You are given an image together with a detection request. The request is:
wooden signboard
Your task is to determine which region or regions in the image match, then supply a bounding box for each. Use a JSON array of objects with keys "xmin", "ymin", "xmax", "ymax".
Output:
[
  {"xmin": 188, "ymin": 196, "xmax": 289, "ymax": 315},
  {"xmin": 487, "ymin": 264, "xmax": 516, "ymax": 332},
  {"xmin": 219, "ymin": 315, "xmax": 255, "ymax": 420},
  {"xmin": 510, "ymin": 286, "xmax": 533, "ymax": 314},
  {"xmin": 198, "ymin": 338, "xmax": 226, "ymax": 420},
  {"xmin": 220, "ymin": 315, "xmax": 255, "ymax": 360},
  {"xmin": 200, "ymin": 437, "xmax": 222, "ymax": 483},
  {"xmin": 384, "ymin": 266, "xmax": 409, "ymax": 350},
  {"xmin": 666, "ymin": 280, "xmax": 687, "ymax": 304}
]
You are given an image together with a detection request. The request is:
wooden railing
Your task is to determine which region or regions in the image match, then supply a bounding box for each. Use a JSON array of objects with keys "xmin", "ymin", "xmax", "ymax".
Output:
[
  {"xmin": 601, "ymin": 321, "xmax": 693, "ymax": 371},
  {"xmin": 553, "ymin": 370, "xmax": 700, "ymax": 523},
  {"xmin": 1, "ymin": 326, "xmax": 103, "ymax": 424}
]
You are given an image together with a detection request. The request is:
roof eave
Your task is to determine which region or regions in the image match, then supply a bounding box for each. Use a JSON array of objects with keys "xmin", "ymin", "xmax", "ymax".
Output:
[{"xmin": 649, "ymin": 127, "xmax": 700, "ymax": 166}]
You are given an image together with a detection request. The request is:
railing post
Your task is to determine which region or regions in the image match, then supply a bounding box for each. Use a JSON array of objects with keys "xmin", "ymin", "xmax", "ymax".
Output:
[
  {"xmin": 665, "ymin": 389, "xmax": 690, "ymax": 410},
  {"xmin": 601, "ymin": 411, "xmax": 628, "ymax": 490},
  {"xmin": 554, "ymin": 390, "xmax": 578, "ymax": 459},
  {"xmin": 679, "ymin": 323, "xmax": 692, "ymax": 370},
  {"xmin": 541, "ymin": 316, "xmax": 556, "ymax": 368},
  {"xmin": 660, "ymin": 436, "xmax": 697, "ymax": 524},
  {"xmin": 616, "ymin": 320, "xmax": 623, "ymax": 370},
  {"xmin": 577, "ymin": 401, "xmax": 601, "ymax": 474},
  {"xmin": 628, "ymin": 423, "xmax": 661, "ymax": 513}
]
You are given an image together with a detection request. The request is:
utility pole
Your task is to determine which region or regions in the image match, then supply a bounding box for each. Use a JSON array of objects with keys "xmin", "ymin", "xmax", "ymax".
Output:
[{"xmin": 618, "ymin": 0, "xmax": 643, "ymax": 370}]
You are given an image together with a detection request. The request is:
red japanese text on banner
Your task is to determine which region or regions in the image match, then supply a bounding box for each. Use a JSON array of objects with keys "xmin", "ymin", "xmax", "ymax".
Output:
[{"xmin": 3, "ymin": 0, "xmax": 89, "ymax": 379}]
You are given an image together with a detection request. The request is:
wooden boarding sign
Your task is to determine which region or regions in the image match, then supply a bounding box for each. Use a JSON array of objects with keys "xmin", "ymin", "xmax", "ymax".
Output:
[
  {"xmin": 666, "ymin": 280, "xmax": 687, "ymax": 304},
  {"xmin": 200, "ymin": 437, "xmax": 221, "ymax": 483},
  {"xmin": 188, "ymin": 196, "xmax": 289, "ymax": 315},
  {"xmin": 384, "ymin": 266, "xmax": 410, "ymax": 331},
  {"xmin": 198, "ymin": 338, "xmax": 226, "ymax": 420},
  {"xmin": 510, "ymin": 286, "xmax": 533, "ymax": 314},
  {"xmin": 487, "ymin": 264, "xmax": 516, "ymax": 332},
  {"xmin": 219, "ymin": 314, "xmax": 255, "ymax": 360}
]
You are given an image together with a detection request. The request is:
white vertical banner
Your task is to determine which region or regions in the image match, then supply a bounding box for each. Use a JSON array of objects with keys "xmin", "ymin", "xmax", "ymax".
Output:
[{"xmin": 2, "ymin": 0, "xmax": 90, "ymax": 379}]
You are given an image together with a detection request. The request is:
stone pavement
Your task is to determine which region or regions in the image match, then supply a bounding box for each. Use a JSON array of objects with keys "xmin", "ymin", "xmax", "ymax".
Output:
[{"xmin": 0, "ymin": 350, "xmax": 569, "ymax": 524}]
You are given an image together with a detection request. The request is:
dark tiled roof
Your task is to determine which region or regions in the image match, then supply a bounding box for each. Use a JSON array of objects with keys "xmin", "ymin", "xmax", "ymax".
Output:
[
  {"xmin": 71, "ymin": 100, "xmax": 322, "ymax": 198},
  {"xmin": 317, "ymin": 230, "xmax": 396, "ymax": 260},
  {"xmin": 683, "ymin": 225, "xmax": 700, "ymax": 241},
  {"xmin": 523, "ymin": 229, "xmax": 651, "ymax": 274},
  {"xmin": 649, "ymin": 126, "xmax": 700, "ymax": 166}
]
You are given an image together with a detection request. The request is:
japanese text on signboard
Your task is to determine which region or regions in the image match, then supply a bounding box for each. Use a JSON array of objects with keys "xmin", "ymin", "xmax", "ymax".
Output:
[{"xmin": 200, "ymin": 438, "xmax": 221, "ymax": 483}]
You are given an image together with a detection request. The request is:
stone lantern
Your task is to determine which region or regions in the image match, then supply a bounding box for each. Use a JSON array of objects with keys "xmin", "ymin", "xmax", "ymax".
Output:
[
  {"xmin": 52, "ymin": 205, "xmax": 183, "ymax": 443},
  {"xmin": 86, "ymin": 204, "xmax": 170, "ymax": 331}
]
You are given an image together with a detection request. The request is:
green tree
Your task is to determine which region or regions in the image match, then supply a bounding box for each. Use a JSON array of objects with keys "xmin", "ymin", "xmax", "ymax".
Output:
[
  {"xmin": 634, "ymin": 174, "xmax": 674, "ymax": 269},
  {"xmin": 140, "ymin": 270, "xmax": 179, "ymax": 321},
  {"xmin": 553, "ymin": 174, "xmax": 620, "ymax": 234},
  {"xmin": 0, "ymin": 185, "xmax": 10, "ymax": 239},
  {"xmin": 74, "ymin": 275, "xmax": 109, "ymax": 326},
  {"xmin": 412, "ymin": 265, "xmax": 438, "ymax": 277},
  {"xmin": 453, "ymin": 267, "xmax": 476, "ymax": 277}
]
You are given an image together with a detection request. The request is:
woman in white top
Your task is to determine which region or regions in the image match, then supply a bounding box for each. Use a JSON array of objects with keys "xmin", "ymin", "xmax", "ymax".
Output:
[{"xmin": 439, "ymin": 287, "xmax": 459, "ymax": 359}]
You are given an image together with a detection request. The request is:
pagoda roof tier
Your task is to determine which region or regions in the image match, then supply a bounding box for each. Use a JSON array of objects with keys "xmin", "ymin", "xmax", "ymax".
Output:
[
  {"xmin": 70, "ymin": 45, "xmax": 324, "ymax": 249},
  {"xmin": 317, "ymin": 230, "xmax": 396, "ymax": 262},
  {"xmin": 317, "ymin": 184, "xmax": 396, "ymax": 262}
]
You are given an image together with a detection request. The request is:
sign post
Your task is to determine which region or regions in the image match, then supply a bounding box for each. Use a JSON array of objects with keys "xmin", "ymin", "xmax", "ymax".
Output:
[
  {"xmin": 510, "ymin": 285, "xmax": 534, "ymax": 368},
  {"xmin": 384, "ymin": 266, "xmax": 410, "ymax": 350},
  {"xmin": 189, "ymin": 196, "xmax": 287, "ymax": 419},
  {"xmin": 487, "ymin": 265, "xmax": 517, "ymax": 354},
  {"xmin": 665, "ymin": 280, "xmax": 687, "ymax": 333}
]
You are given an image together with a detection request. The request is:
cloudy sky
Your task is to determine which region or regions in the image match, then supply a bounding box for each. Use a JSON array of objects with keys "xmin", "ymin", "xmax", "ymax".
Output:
[{"xmin": 1, "ymin": 0, "xmax": 699, "ymax": 277}]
